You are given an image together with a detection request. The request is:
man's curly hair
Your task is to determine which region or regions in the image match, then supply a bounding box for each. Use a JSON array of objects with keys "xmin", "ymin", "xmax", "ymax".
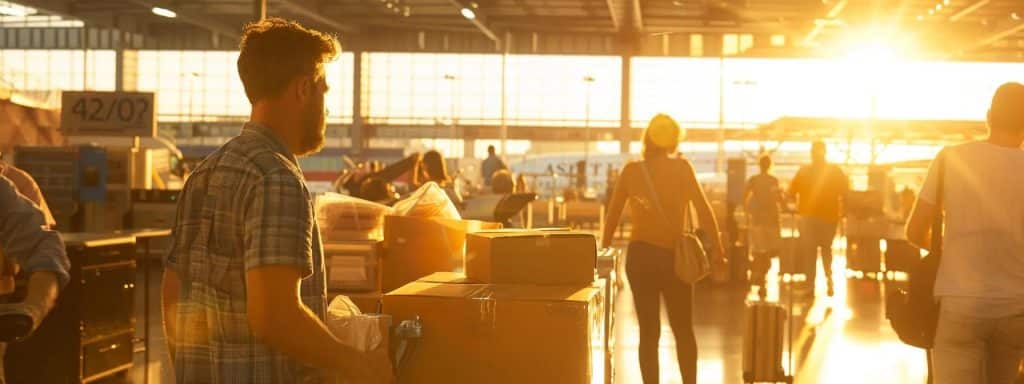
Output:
[{"xmin": 237, "ymin": 18, "xmax": 340, "ymax": 103}]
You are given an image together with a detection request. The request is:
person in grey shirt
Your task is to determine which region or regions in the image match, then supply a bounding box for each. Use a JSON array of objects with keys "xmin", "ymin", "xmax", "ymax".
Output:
[
  {"xmin": 481, "ymin": 145, "xmax": 507, "ymax": 187},
  {"xmin": 0, "ymin": 174, "xmax": 70, "ymax": 383}
]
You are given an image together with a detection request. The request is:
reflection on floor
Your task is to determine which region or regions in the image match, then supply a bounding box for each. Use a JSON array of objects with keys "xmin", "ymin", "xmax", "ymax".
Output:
[{"xmin": 612, "ymin": 252, "xmax": 928, "ymax": 384}]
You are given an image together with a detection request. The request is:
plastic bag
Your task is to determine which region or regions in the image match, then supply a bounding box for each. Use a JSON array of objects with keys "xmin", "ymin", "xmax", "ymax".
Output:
[
  {"xmin": 392, "ymin": 182, "xmax": 461, "ymax": 220},
  {"xmin": 325, "ymin": 296, "xmax": 391, "ymax": 353},
  {"xmin": 316, "ymin": 193, "xmax": 393, "ymax": 240}
]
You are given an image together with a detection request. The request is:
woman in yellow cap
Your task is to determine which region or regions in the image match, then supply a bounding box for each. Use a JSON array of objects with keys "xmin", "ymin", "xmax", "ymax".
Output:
[{"xmin": 601, "ymin": 113, "xmax": 726, "ymax": 384}]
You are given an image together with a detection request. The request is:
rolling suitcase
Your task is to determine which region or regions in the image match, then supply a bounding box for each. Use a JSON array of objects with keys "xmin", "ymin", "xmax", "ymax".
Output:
[{"xmin": 742, "ymin": 301, "xmax": 792, "ymax": 383}]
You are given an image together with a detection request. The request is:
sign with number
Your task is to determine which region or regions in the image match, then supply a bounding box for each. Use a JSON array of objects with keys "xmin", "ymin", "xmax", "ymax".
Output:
[{"xmin": 61, "ymin": 91, "xmax": 156, "ymax": 137}]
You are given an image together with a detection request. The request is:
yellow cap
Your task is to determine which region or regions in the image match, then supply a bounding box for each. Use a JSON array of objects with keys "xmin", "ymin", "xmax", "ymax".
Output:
[{"xmin": 645, "ymin": 114, "xmax": 683, "ymax": 148}]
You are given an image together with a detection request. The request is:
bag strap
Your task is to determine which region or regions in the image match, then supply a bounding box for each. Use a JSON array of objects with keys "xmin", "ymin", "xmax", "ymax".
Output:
[
  {"xmin": 931, "ymin": 152, "xmax": 946, "ymax": 254},
  {"xmin": 639, "ymin": 161, "xmax": 688, "ymax": 235}
]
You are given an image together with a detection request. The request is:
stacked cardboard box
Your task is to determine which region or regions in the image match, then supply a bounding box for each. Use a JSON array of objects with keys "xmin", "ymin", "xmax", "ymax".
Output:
[
  {"xmin": 381, "ymin": 216, "xmax": 501, "ymax": 293},
  {"xmin": 385, "ymin": 274, "xmax": 606, "ymax": 384},
  {"xmin": 384, "ymin": 229, "xmax": 609, "ymax": 384}
]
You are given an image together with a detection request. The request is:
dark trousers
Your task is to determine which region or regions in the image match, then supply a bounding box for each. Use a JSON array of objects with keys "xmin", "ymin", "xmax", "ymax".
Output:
[{"xmin": 626, "ymin": 241, "xmax": 698, "ymax": 384}]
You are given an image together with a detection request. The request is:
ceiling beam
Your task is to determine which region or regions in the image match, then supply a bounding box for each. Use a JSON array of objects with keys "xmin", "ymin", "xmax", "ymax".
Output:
[
  {"xmin": 630, "ymin": 0, "xmax": 642, "ymax": 31},
  {"xmin": 949, "ymin": 0, "xmax": 991, "ymax": 22},
  {"xmin": 801, "ymin": 0, "xmax": 846, "ymax": 46},
  {"xmin": 951, "ymin": 19, "xmax": 1024, "ymax": 57},
  {"xmin": 276, "ymin": 0, "xmax": 359, "ymax": 34},
  {"xmin": 128, "ymin": 0, "xmax": 242, "ymax": 39},
  {"xmin": 605, "ymin": 0, "xmax": 621, "ymax": 30},
  {"xmin": 447, "ymin": 0, "xmax": 500, "ymax": 43}
]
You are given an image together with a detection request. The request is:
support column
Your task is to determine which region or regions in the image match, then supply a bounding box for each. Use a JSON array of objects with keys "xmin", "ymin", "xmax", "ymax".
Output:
[
  {"xmin": 464, "ymin": 137, "xmax": 476, "ymax": 160},
  {"xmin": 500, "ymin": 31, "xmax": 510, "ymax": 161},
  {"xmin": 350, "ymin": 50, "xmax": 365, "ymax": 159},
  {"xmin": 618, "ymin": 38, "xmax": 633, "ymax": 154},
  {"xmin": 115, "ymin": 38, "xmax": 138, "ymax": 92},
  {"xmin": 254, "ymin": 0, "xmax": 267, "ymax": 21}
]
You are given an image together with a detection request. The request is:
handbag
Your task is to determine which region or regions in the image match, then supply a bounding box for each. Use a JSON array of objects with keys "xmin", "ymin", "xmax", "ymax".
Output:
[
  {"xmin": 639, "ymin": 161, "xmax": 710, "ymax": 284},
  {"xmin": 886, "ymin": 152, "xmax": 944, "ymax": 349}
]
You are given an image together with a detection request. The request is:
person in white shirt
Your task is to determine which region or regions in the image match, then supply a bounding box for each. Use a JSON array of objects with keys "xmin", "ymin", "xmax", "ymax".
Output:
[{"xmin": 907, "ymin": 82, "xmax": 1024, "ymax": 384}]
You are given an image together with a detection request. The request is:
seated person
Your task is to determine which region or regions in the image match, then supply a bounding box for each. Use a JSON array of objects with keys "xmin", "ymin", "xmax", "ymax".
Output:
[{"xmin": 490, "ymin": 170, "xmax": 515, "ymax": 195}]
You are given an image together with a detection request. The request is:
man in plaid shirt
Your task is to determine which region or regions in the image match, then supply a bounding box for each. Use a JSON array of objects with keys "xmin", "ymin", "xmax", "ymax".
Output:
[{"xmin": 162, "ymin": 18, "xmax": 392, "ymax": 383}]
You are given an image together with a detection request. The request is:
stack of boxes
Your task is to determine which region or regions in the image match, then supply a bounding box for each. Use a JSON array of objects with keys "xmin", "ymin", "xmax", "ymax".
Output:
[{"xmin": 383, "ymin": 229, "xmax": 611, "ymax": 384}]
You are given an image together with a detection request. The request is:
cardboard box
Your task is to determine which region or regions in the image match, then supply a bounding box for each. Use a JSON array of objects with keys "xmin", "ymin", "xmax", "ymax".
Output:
[
  {"xmin": 383, "ymin": 280, "xmax": 606, "ymax": 384},
  {"xmin": 381, "ymin": 216, "xmax": 500, "ymax": 293},
  {"xmin": 465, "ymin": 230, "xmax": 597, "ymax": 286},
  {"xmin": 325, "ymin": 241, "xmax": 381, "ymax": 292}
]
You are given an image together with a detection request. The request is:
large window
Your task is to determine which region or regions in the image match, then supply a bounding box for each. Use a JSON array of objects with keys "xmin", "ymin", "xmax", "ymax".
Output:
[
  {"xmin": 0, "ymin": 50, "xmax": 115, "ymax": 93},
  {"xmin": 364, "ymin": 53, "xmax": 621, "ymax": 127},
  {"xmin": 632, "ymin": 57, "xmax": 1024, "ymax": 127},
  {"xmin": 136, "ymin": 50, "xmax": 354, "ymax": 122}
]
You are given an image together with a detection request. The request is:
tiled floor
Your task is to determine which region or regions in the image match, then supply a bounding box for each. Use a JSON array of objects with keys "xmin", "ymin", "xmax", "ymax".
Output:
[{"xmin": 611, "ymin": 252, "xmax": 928, "ymax": 384}]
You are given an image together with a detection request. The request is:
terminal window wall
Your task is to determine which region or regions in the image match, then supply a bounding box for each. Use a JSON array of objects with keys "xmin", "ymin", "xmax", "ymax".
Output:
[
  {"xmin": 136, "ymin": 50, "xmax": 355, "ymax": 123},
  {"xmin": 0, "ymin": 50, "xmax": 115, "ymax": 95},
  {"xmin": 631, "ymin": 57, "xmax": 1024, "ymax": 128},
  {"xmin": 363, "ymin": 53, "xmax": 621, "ymax": 128}
]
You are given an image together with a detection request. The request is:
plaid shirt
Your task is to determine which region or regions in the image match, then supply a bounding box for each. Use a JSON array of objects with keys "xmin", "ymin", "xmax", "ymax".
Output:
[{"xmin": 166, "ymin": 122, "xmax": 327, "ymax": 384}]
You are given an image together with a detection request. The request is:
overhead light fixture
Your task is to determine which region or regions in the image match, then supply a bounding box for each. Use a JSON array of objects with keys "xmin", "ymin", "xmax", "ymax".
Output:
[
  {"xmin": 916, "ymin": 15, "xmax": 924, "ymax": 21},
  {"xmin": 0, "ymin": 4, "xmax": 35, "ymax": 17},
  {"xmin": 460, "ymin": 7, "xmax": 475, "ymax": 19},
  {"xmin": 943, "ymin": 0, "xmax": 949, "ymax": 4},
  {"xmin": 928, "ymin": 9, "xmax": 935, "ymax": 15},
  {"xmin": 935, "ymin": 4, "xmax": 942, "ymax": 11},
  {"xmin": 151, "ymin": 6, "xmax": 177, "ymax": 18},
  {"xmin": 1014, "ymin": 12, "xmax": 1021, "ymax": 21}
]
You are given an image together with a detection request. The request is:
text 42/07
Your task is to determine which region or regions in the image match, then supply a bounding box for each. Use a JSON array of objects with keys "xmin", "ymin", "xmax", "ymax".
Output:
[{"xmin": 71, "ymin": 97, "xmax": 150, "ymax": 125}]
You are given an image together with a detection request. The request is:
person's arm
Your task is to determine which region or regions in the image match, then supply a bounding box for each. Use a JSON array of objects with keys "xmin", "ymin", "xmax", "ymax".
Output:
[
  {"xmin": 246, "ymin": 265, "xmax": 387, "ymax": 380},
  {"xmin": 161, "ymin": 268, "xmax": 180, "ymax": 361},
  {"xmin": 0, "ymin": 176, "xmax": 69, "ymax": 329},
  {"xmin": 600, "ymin": 165, "xmax": 630, "ymax": 249},
  {"xmin": 681, "ymin": 160, "xmax": 726, "ymax": 261},
  {"xmin": 743, "ymin": 178, "xmax": 754, "ymax": 211},
  {"xmin": 244, "ymin": 171, "xmax": 392, "ymax": 383},
  {"xmin": 836, "ymin": 166, "xmax": 850, "ymax": 218},
  {"xmin": 906, "ymin": 199, "xmax": 936, "ymax": 251},
  {"xmin": 906, "ymin": 151, "xmax": 943, "ymax": 250},
  {"xmin": 786, "ymin": 169, "xmax": 801, "ymax": 204}
]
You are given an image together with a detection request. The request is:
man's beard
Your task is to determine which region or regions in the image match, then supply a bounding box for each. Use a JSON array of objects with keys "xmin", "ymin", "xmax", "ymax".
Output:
[{"xmin": 295, "ymin": 103, "xmax": 326, "ymax": 157}]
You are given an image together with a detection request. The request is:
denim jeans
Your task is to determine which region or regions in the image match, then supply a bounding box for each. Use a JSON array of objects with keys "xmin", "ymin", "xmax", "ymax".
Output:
[{"xmin": 933, "ymin": 301, "xmax": 1024, "ymax": 384}]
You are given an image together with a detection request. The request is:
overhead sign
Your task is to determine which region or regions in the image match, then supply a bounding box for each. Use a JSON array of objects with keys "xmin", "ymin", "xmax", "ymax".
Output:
[{"xmin": 61, "ymin": 91, "xmax": 156, "ymax": 137}]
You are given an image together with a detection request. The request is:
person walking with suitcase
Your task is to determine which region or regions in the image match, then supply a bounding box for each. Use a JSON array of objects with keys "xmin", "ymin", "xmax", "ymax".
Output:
[
  {"xmin": 745, "ymin": 154, "xmax": 785, "ymax": 299},
  {"xmin": 787, "ymin": 141, "xmax": 849, "ymax": 297},
  {"xmin": 601, "ymin": 114, "xmax": 726, "ymax": 384},
  {"xmin": 906, "ymin": 82, "xmax": 1024, "ymax": 384}
]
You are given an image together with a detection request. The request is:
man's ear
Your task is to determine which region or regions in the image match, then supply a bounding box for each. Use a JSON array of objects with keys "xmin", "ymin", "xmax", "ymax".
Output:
[{"xmin": 294, "ymin": 75, "xmax": 313, "ymax": 102}]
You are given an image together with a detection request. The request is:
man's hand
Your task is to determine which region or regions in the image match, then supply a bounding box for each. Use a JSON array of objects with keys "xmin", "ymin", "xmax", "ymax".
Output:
[
  {"xmin": 0, "ymin": 301, "xmax": 44, "ymax": 342},
  {"xmin": 712, "ymin": 244, "xmax": 729, "ymax": 270}
]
